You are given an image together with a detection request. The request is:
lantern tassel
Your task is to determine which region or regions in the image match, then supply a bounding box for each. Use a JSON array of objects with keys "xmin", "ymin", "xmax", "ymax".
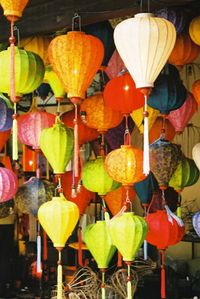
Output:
[
  {"xmin": 74, "ymin": 104, "xmax": 79, "ymax": 178},
  {"xmin": 12, "ymin": 108, "xmax": 18, "ymax": 161},
  {"xmin": 57, "ymin": 250, "xmax": 63, "ymax": 299},
  {"xmin": 127, "ymin": 263, "xmax": 132, "ymax": 299},
  {"xmin": 160, "ymin": 250, "xmax": 166, "ymax": 299},
  {"xmin": 78, "ymin": 225, "xmax": 83, "ymax": 267},
  {"xmin": 101, "ymin": 270, "xmax": 106, "ymax": 299},
  {"xmin": 143, "ymin": 240, "xmax": 148, "ymax": 260},
  {"xmin": 43, "ymin": 230, "xmax": 48, "ymax": 261},
  {"xmin": 143, "ymin": 95, "xmax": 150, "ymax": 176},
  {"xmin": 37, "ymin": 234, "xmax": 42, "ymax": 274}
]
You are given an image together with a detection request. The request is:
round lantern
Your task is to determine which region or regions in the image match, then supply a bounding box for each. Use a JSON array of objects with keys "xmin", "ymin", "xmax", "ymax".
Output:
[
  {"xmin": 82, "ymin": 156, "xmax": 120, "ymax": 196},
  {"xmin": 192, "ymin": 211, "xmax": 200, "ymax": 237},
  {"xmin": 0, "ymin": 95, "xmax": 13, "ymax": 131},
  {"xmin": 147, "ymin": 64, "xmax": 187, "ymax": 115},
  {"xmin": 0, "ymin": 0, "xmax": 29, "ymax": 20},
  {"xmin": 15, "ymin": 177, "xmax": 55, "ymax": 217},
  {"xmin": 105, "ymin": 145, "xmax": 145, "ymax": 187},
  {"xmin": 48, "ymin": 31, "xmax": 104, "ymax": 102},
  {"xmin": 105, "ymin": 49, "xmax": 125, "ymax": 79},
  {"xmin": 156, "ymin": 8, "xmax": 186, "ymax": 34},
  {"xmin": 18, "ymin": 103, "xmax": 55, "ymax": 149},
  {"xmin": 39, "ymin": 117, "xmax": 74, "ymax": 174},
  {"xmin": 149, "ymin": 117, "xmax": 175, "ymax": 144},
  {"xmin": 0, "ymin": 167, "xmax": 18, "ymax": 203},
  {"xmin": 168, "ymin": 92, "xmax": 197, "ymax": 133},
  {"xmin": 149, "ymin": 139, "xmax": 182, "ymax": 189},
  {"xmin": 80, "ymin": 92, "xmax": 123, "ymax": 132},
  {"xmin": 20, "ymin": 35, "xmax": 51, "ymax": 66},
  {"xmin": 61, "ymin": 109, "xmax": 99, "ymax": 145},
  {"xmin": 168, "ymin": 33, "xmax": 200, "ymax": 66},
  {"xmin": 189, "ymin": 16, "xmax": 200, "ymax": 46},
  {"xmin": 103, "ymin": 72, "xmax": 144, "ymax": 114},
  {"xmin": 0, "ymin": 47, "xmax": 45, "ymax": 96},
  {"xmin": 192, "ymin": 79, "xmax": 200, "ymax": 105},
  {"xmin": 105, "ymin": 186, "xmax": 136, "ymax": 216},
  {"xmin": 44, "ymin": 65, "xmax": 65, "ymax": 100},
  {"xmin": 0, "ymin": 130, "xmax": 11, "ymax": 152}
]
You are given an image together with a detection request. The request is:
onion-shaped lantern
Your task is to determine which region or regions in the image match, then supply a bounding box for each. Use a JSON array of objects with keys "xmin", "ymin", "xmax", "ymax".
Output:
[
  {"xmin": 189, "ymin": 16, "xmax": 200, "ymax": 46},
  {"xmin": 0, "ymin": 0, "xmax": 29, "ymax": 20},
  {"xmin": 0, "ymin": 167, "xmax": 18, "ymax": 203},
  {"xmin": 44, "ymin": 65, "xmax": 65, "ymax": 100},
  {"xmin": 192, "ymin": 79, "xmax": 200, "ymax": 106},
  {"xmin": 156, "ymin": 8, "xmax": 186, "ymax": 34}
]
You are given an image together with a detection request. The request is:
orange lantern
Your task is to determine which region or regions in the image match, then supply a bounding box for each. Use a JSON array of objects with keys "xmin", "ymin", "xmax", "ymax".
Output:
[
  {"xmin": 0, "ymin": 129, "xmax": 11, "ymax": 152},
  {"xmin": 0, "ymin": 0, "xmax": 29, "ymax": 21},
  {"xmin": 192, "ymin": 79, "xmax": 200, "ymax": 105},
  {"xmin": 169, "ymin": 33, "xmax": 200, "ymax": 67},
  {"xmin": 149, "ymin": 117, "xmax": 176, "ymax": 144}
]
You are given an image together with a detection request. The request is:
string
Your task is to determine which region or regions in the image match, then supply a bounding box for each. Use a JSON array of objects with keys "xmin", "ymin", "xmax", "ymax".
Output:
[
  {"xmin": 124, "ymin": 115, "xmax": 131, "ymax": 145},
  {"xmin": 73, "ymin": 104, "xmax": 79, "ymax": 177}
]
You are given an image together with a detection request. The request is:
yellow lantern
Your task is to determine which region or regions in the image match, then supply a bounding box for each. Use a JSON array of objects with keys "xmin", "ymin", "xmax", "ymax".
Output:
[
  {"xmin": 189, "ymin": 16, "xmax": 200, "ymax": 46},
  {"xmin": 38, "ymin": 194, "xmax": 79, "ymax": 299},
  {"xmin": 0, "ymin": 0, "xmax": 29, "ymax": 21},
  {"xmin": 44, "ymin": 65, "xmax": 65, "ymax": 100}
]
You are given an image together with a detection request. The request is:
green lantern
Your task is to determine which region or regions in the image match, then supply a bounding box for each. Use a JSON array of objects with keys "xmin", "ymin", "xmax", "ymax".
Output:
[
  {"xmin": 82, "ymin": 156, "xmax": 120, "ymax": 196},
  {"xmin": 108, "ymin": 212, "xmax": 148, "ymax": 299},
  {"xmin": 40, "ymin": 117, "xmax": 74, "ymax": 174},
  {"xmin": 84, "ymin": 220, "xmax": 116, "ymax": 299},
  {"xmin": 0, "ymin": 47, "xmax": 45, "ymax": 96}
]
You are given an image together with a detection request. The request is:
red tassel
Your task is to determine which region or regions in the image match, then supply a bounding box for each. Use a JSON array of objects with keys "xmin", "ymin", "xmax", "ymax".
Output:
[
  {"xmin": 117, "ymin": 251, "xmax": 122, "ymax": 268},
  {"xmin": 160, "ymin": 250, "xmax": 166, "ymax": 299},
  {"xmin": 78, "ymin": 226, "xmax": 83, "ymax": 267},
  {"xmin": 43, "ymin": 230, "xmax": 48, "ymax": 261},
  {"xmin": 74, "ymin": 104, "xmax": 79, "ymax": 177}
]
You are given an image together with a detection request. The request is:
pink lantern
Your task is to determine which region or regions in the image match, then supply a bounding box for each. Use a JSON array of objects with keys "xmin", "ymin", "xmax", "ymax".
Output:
[
  {"xmin": 168, "ymin": 92, "xmax": 197, "ymax": 133},
  {"xmin": 0, "ymin": 167, "xmax": 18, "ymax": 203},
  {"xmin": 18, "ymin": 109, "xmax": 55, "ymax": 149},
  {"xmin": 105, "ymin": 49, "xmax": 125, "ymax": 79}
]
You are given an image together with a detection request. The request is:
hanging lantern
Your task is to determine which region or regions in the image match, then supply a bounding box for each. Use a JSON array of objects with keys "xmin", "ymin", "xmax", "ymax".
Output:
[
  {"xmin": 192, "ymin": 79, "xmax": 200, "ymax": 106},
  {"xmin": 15, "ymin": 177, "xmax": 55, "ymax": 217},
  {"xmin": 192, "ymin": 143, "xmax": 200, "ymax": 171},
  {"xmin": 105, "ymin": 49, "xmax": 125, "ymax": 79},
  {"xmin": 156, "ymin": 8, "xmax": 186, "ymax": 34},
  {"xmin": 0, "ymin": 94, "xmax": 13, "ymax": 132},
  {"xmin": 39, "ymin": 117, "xmax": 74, "ymax": 174},
  {"xmin": 61, "ymin": 171, "xmax": 94, "ymax": 215},
  {"xmin": 149, "ymin": 117, "xmax": 175, "ymax": 144},
  {"xmin": 20, "ymin": 35, "xmax": 51, "ymax": 66},
  {"xmin": 130, "ymin": 105, "xmax": 159, "ymax": 134},
  {"xmin": 192, "ymin": 211, "xmax": 200, "ymax": 237},
  {"xmin": 108, "ymin": 212, "xmax": 147, "ymax": 299},
  {"xmin": 0, "ymin": 167, "xmax": 18, "ymax": 203},
  {"xmin": 189, "ymin": 16, "xmax": 200, "ymax": 46},
  {"xmin": 103, "ymin": 72, "xmax": 144, "ymax": 114},
  {"xmin": 0, "ymin": 0, "xmax": 29, "ymax": 20},
  {"xmin": 147, "ymin": 64, "xmax": 187, "ymax": 115},
  {"xmin": 149, "ymin": 139, "xmax": 182, "ymax": 189},
  {"xmin": 61, "ymin": 109, "xmax": 99, "ymax": 145},
  {"xmin": 18, "ymin": 100, "xmax": 55, "ymax": 149},
  {"xmin": 44, "ymin": 65, "xmax": 65, "ymax": 100},
  {"xmin": 82, "ymin": 156, "xmax": 120, "ymax": 196},
  {"xmin": 38, "ymin": 194, "xmax": 79, "ymax": 299},
  {"xmin": 146, "ymin": 208, "xmax": 185, "ymax": 299},
  {"xmin": 168, "ymin": 33, "xmax": 200, "ymax": 67},
  {"xmin": 168, "ymin": 92, "xmax": 197, "ymax": 133},
  {"xmin": 105, "ymin": 145, "xmax": 145, "ymax": 187},
  {"xmin": 0, "ymin": 199, "xmax": 14, "ymax": 219},
  {"xmin": 22, "ymin": 145, "xmax": 37, "ymax": 172},
  {"xmin": 105, "ymin": 186, "xmax": 136, "ymax": 216},
  {"xmin": 37, "ymin": 83, "xmax": 51, "ymax": 100},
  {"xmin": 0, "ymin": 130, "xmax": 11, "ymax": 152}
]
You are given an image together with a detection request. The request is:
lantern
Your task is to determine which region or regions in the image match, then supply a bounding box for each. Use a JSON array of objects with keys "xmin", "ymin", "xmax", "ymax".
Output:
[
  {"xmin": 104, "ymin": 72, "xmax": 144, "ymax": 115},
  {"xmin": 192, "ymin": 80, "xmax": 200, "ymax": 105},
  {"xmin": 0, "ymin": 130, "xmax": 11, "ymax": 152},
  {"xmin": 38, "ymin": 194, "xmax": 79, "ymax": 299},
  {"xmin": 22, "ymin": 145, "xmax": 37, "ymax": 172},
  {"xmin": 192, "ymin": 211, "xmax": 200, "ymax": 237},
  {"xmin": 105, "ymin": 49, "xmax": 125, "ymax": 79},
  {"xmin": 82, "ymin": 156, "xmax": 120, "ymax": 196},
  {"xmin": 168, "ymin": 92, "xmax": 197, "ymax": 133},
  {"xmin": 105, "ymin": 186, "xmax": 136, "ymax": 216},
  {"xmin": 149, "ymin": 117, "xmax": 175, "ymax": 144},
  {"xmin": 156, "ymin": 8, "xmax": 186, "ymax": 34},
  {"xmin": 37, "ymin": 83, "xmax": 51, "ymax": 100},
  {"xmin": 61, "ymin": 109, "xmax": 99, "ymax": 145},
  {"xmin": 39, "ymin": 117, "xmax": 74, "ymax": 174},
  {"xmin": 189, "ymin": 16, "xmax": 200, "ymax": 46},
  {"xmin": 108, "ymin": 212, "xmax": 147, "ymax": 299},
  {"xmin": 44, "ymin": 65, "xmax": 65, "ymax": 100},
  {"xmin": 147, "ymin": 64, "xmax": 187, "ymax": 115},
  {"xmin": 149, "ymin": 139, "xmax": 182, "ymax": 189},
  {"xmin": 20, "ymin": 35, "xmax": 51, "ymax": 66},
  {"xmin": 146, "ymin": 208, "xmax": 185, "ymax": 299},
  {"xmin": 0, "ymin": 199, "xmax": 14, "ymax": 219},
  {"xmin": 0, "ymin": 167, "xmax": 18, "ymax": 203},
  {"xmin": 168, "ymin": 33, "xmax": 200, "ymax": 67},
  {"xmin": 18, "ymin": 101, "xmax": 55, "ymax": 149},
  {"xmin": 192, "ymin": 143, "xmax": 200, "ymax": 171},
  {"xmin": 0, "ymin": 0, "xmax": 29, "ymax": 20},
  {"xmin": 15, "ymin": 177, "xmax": 55, "ymax": 217}
]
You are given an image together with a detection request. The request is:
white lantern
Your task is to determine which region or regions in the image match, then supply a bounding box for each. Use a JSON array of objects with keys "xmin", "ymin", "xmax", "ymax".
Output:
[{"xmin": 192, "ymin": 143, "xmax": 200, "ymax": 171}]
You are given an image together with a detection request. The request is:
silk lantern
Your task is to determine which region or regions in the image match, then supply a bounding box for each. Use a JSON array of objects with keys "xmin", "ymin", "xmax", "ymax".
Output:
[
  {"xmin": 39, "ymin": 117, "xmax": 74, "ymax": 175},
  {"xmin": 0, "ymin": 130, "xmax": 11, "ymax": 152},
  {"xmin": 38, "ymin": 194, "xmax": 79, "ymax": 299},
  {"xmin": 156, "ymin": 8, "xmax": 186, "ymax": 34},
  {"xmin": 149, "ymin": 117, "xmax": 175, "ymax": 144},
  {"xmin": 192, "ymin": 211, "xmax": 200, "ymax": 237},
  {"xmin": 168, "ymin": 33, "xmax": 200, "ymax": 66},
  {"xmin": 0, "ymin": 0, "xmax": 29, "ymax": 20},
  {"xmin": 146, "ymin": 208, "xmax": 185, "ymax": 299},
  {"xmin": 0, "ymin": 95, "xmax": 13, "ymax": 131},
  {"xmin": 168, "ymin": 92, "xmax": 197, "ymax": 133},
  {"xmin": 192, "ymin": 80, "xmax": 200, "ymax": 105},
  {"xmin": 105, "ymin": 49, "xmax": 125, "ymax": 79},
  {"xmin": 108, "ymin": 212, "xmax": 147, "ymax": 299},
  {"xmin": 192, "ymin": 143, "xmax": 200, "ymax": 171},
  {"xmin": 0, "ymin": 167, "xmax": 18, "ymax": 203},
  {"xmin": 149, "ymin": 139, "xmax": 182, "ymax": 189},
  {"xmin": 84, "ymin": 220, "xmax": 116, "ymax": 299},
  {"xmin": 189, "ymin": 16, "xmax": 200, "ymax": 46},
  {"xmin": 44, "ymin": 65, "xmax": 65, "ymax": 100}
]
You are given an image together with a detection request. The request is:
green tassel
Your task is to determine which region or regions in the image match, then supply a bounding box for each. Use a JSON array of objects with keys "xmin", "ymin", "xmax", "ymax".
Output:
[{"xmin": 12, "ymin": 117, "xmax": 18, "ymax": 160}]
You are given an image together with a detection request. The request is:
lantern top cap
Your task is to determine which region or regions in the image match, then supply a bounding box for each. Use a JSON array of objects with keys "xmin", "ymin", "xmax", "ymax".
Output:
[
  {"xmin": 67, "ymin": 31, "xmax": 85, "ymax": 35},
  {"xmin": 134, "ymin": 13, "xmax": 154, "ymax": 18},
  {"xmin": 120, "ymin": 144, "xmax": 133, "ymax": 149}
]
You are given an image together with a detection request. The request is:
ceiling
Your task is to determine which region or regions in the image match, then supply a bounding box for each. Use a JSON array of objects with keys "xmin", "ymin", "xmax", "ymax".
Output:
[{"xmin": 0, "ymin": 0, "xmax": 200, "ymax": 41}]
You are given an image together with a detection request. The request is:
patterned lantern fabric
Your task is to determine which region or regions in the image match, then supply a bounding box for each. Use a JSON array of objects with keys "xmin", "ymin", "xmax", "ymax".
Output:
[
  {"xmin": 0, "ymin": 0, "xmax": 29, "ymax": 19},
  {"xmin": 15, "ymin": 177, "xmax": 55, "ymax": 217},
  {"xmin": 105, "ymin": 49, "xmax": 125, "ymax": 79},
  {"xmin": 189, "ymin": 16, "xmax": 200, "ymax": 46},
  {"xmin": 0, "ymin": 95, "xmax": 13, "ymax": 131},
  {"xmin": 192, "ymin": 211, "xmax": 200, "ymax": 237},
  {"xmin": 156, "ymin": 8, "xmax": 186, "ymax": 34},
  {"xmin": 149, "ymin": 139, "xmax": 182, "ymax": 189},
  {"xmin": 0, "ymin": 167, "xmax": 18, "ymax": 203}
]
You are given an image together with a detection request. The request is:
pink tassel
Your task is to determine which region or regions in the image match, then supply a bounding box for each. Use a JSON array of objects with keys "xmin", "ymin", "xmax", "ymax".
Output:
[
  {"xmin": 160, "ymin": 250, "xmax": 166, "ymax": 299},
  {"xmin": 143, "ymin": 94, "xmax": 150, "ymax": 176},
  {"xmin": 73, "ymin": 104, "xmax": 79, "ymax": 177}
]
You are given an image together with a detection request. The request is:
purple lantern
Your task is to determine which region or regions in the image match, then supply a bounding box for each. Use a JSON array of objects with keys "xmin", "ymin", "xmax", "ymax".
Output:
[
  {"xmin": 192, "ymin": 211, "xmax": 200, "ymax": 237},
  {"xmin": 156, "ymin": 8, "xmax": 186, "ymax": 35},
  {"xmin": 0, "ymin": 96, "xmax": 13, "ymax": 131},
  {"xmin": 0, "ymin": 167, "xmax": 18, "ymax": 203}
]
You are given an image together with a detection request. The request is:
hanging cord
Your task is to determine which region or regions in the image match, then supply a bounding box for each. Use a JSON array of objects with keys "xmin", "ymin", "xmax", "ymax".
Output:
[
  {"xmin": 160, "ymin": 116, "xmax": 166, "ymax": 140},
  {"xmin": 100, "ymin": 133, "xmax": 105, "ymax": 156},
  {"xmin": 71, "ymin": 159, "xmax": 77, "ymax": 198},
  {"xmin": 73, "ymin": 104, "xmax": 79, "ymax": 177},
  {"xmin": 13, "ymin": 25, "xmax": 20, "ymax": 47},
  {"xmin": 124, "ymin": 115, "xmax": 131, "ymax": 145},
  {"xmin": 160, "ymin": 249, "xmax": 166, "ymax": 299},
  {"xmin": 140, "ymin": 0, "xmax": 151, "ymax": 12},
  {"xmin": 143, "ymin": 94, "xmax": 150, "ymax": 176},
  {"xmin": 55, "ymin": 176, "xmax": 63, "ymax": 196},
  {"xmin": 78, "ymin": 224, "xmax": 83, "ymax": 267},
  {"xmin": 56, "ymin": 97, "xmax": 61, "ymax": 116}
]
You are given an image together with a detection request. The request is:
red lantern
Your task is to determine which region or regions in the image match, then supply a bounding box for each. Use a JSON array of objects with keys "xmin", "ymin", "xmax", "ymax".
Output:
[
  {"xmin": 0, "ymin": 129, "xmax": 11, "ymax": 152},
  {"xmin": 105, "ymin": 49, "xmax": 125, "ymax": 79},
  {"xmin": 149, "ymin": 117, "xmax": 175, "ymax": 144},
  {"xmin": 61, "ymin": 109, "xmax": 99, "ymax": 145},
  {"xmin": 22, "ymin": 145, "xmax": 37, "ymax": 172},
  {"xmin": 0, "ymin": 167, "xmax": 18, "ymax": 203},
  {"xmin": 103, "ymin": 72, "xmax": 144, "ymax": 115}
]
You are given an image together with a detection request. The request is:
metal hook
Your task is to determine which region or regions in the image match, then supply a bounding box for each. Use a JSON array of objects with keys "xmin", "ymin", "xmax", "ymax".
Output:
[
  {"xmin": 72, "ymin": 13, "xmax": 82, "ymax": 31},
  {"xmin": 13, "ymin": 25, "xmax": 20, "ymax": 47}
]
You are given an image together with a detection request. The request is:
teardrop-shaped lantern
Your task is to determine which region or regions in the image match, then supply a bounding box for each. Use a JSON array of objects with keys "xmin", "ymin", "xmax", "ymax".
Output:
[
  {"xmin": 192, "ymin": 211, "xmax": 200, "ymax": 237},
  {"xmin": 105, "ymin": 49, "xmax": 125, "ymax": 79},
  {"xmin": 0, "ymin": 167, "xmax": 18, "ymax": 203},
  {"xmin": 149, "ymin": 139, "xmax": 182, "ymax": 189},
  {"xmin": 168, "ymin": 92, "xmax": 197, "ymax": 133},
  {"xmin": 39, "ymin": 117, "xmax": 74, "ymax": 174},
  {"xmin": 82, "ymin": 156, "xmax": 120, "ymax": 196},
  {"xmin": 0, "ymin": 0, "xmax": 29, "ymax": 20},
  {"xmin": 48, "ymin": 31, "xmax": 104, "ymax": 102},
  {"xmin": 44, "ymin": 65, "xmax": 65, "ymax": 100},
  {"xmin": 192, "ymin": 79, "xmax": 200, "ymax": 105},
  {"xmin": 104, "ymin": 72, "xmax": 144, "ymax": 115},
  {"xmin": 189, "ymin": 16, "xmax": 200, "ymax": 46},
  {"xmin": 149, "ymin": 117, "xmax": 175, "ymax": 144},
  {"xmin": 0, "ymin": 95, "xmax": 13, "ymax": 131},
  {"xmin": 80, "ymin": 92, "xmax": 123, "ymax": 132},
  {"xmin": 156, "ymin": 8, "xmax": 186, "ymax": 34}
]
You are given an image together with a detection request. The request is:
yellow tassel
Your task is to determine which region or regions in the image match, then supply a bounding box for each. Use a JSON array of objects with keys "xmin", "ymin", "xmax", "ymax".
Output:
[
  {"xmin": 102, "ymin": 286, "xmax": 106, "ymax": 299},
  {"xmin": 57, "ymin": 264, "xmax": 62, "ymax": 299},
  {"xmin": 127, "ymin": 280, "xmax": 132, "ymax": 299},
  {"xmin": 12, "ymin": 117, "xmax": 18, "ymax": 160},
  {"xmin": 101, "ymin": 271, "xmax": 106, "ymax": 299}
]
